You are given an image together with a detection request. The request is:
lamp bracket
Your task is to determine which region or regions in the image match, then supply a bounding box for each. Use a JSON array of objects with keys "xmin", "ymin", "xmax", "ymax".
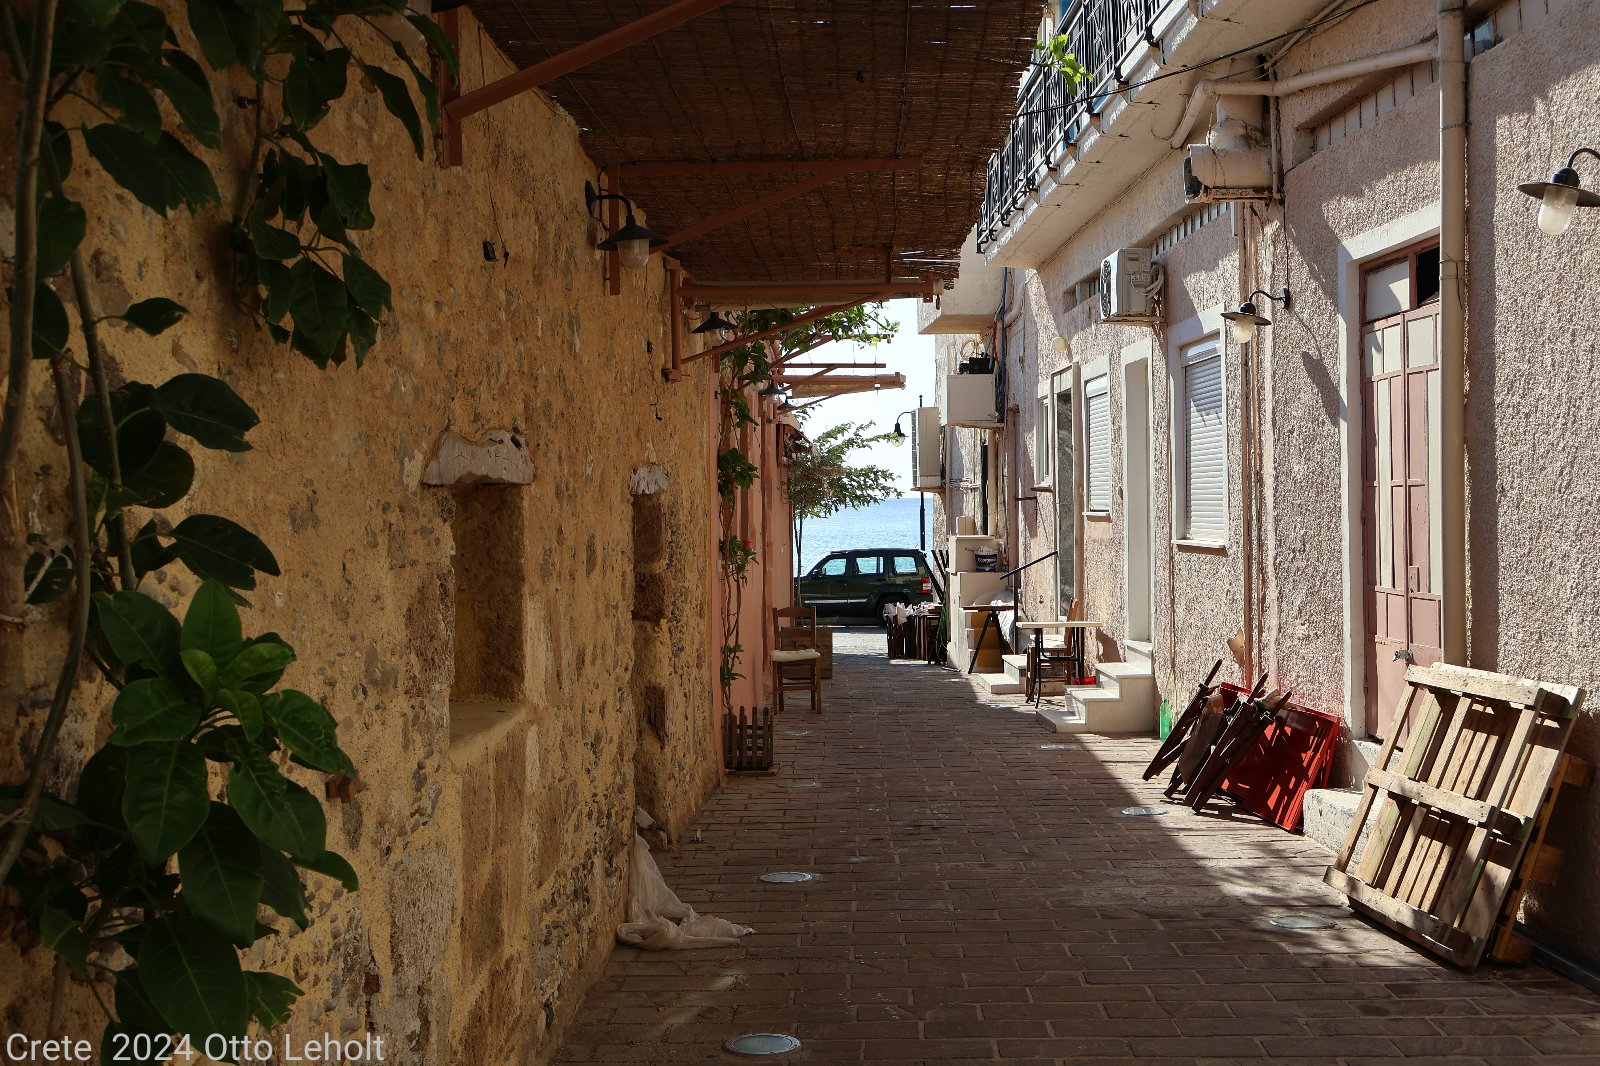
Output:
[{"xmin": 1245, "ymin": 287, "xmax": 1292, "ymax": 311}]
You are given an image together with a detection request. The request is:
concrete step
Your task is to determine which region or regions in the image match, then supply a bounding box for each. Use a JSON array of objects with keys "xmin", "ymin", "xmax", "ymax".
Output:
[
  {"xmin": 1125, "ymin": 639, "xmax": 1154, "ymax": 666},
  {"xmin": 1036, "ymin": 703, "xmax": 1087, "ymax": 732},
  {"xmin": 1303, "ymin": 788, "xmax": 1382, "ymax": 861},
  {"xmin": 1002, "ymin": 653, "xmax": 1029, "ymax": 684},
  {"xmin": 977, "ymin": 672, "xmax": 1024, "ymax": 695}
]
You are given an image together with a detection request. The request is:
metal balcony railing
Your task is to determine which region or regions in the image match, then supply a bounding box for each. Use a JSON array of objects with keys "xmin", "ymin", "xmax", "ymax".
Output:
[{"xmin": 977, "ymin": 0, "xmax": 1172, "ymax": 253}]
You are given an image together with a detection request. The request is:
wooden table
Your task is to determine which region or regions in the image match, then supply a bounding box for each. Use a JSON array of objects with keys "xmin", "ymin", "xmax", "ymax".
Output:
[{"xmin": 1014, "ymin": 619, "xmax": 1100, "ymax": 694}]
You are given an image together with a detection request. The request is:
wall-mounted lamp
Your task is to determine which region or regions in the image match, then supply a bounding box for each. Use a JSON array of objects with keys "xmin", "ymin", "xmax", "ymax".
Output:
[
  {"xmin": 693, "ymin": 310, "xmax": 738, "ymax": 335},
  {"xmin": 584, "ymin": 181, "xmax": 667, "ymax": 270},
  {"xmin": 777, "ymin": 396, "xmax": 800, "ymax": 414},
  {"xmin": 889, "ymin": 409, "xmax": 915, "ymax": 447},
  {"xmin": 1518, "ymin": 147, "xmax": 1600, "ymax": 236},
  {"xmin": 1221, "ymin": 287, "xmax": 1291, "ymax": 345},
  {"xmin": 758, "ymin": 378, "xmax": 785, "ymax": 398}
]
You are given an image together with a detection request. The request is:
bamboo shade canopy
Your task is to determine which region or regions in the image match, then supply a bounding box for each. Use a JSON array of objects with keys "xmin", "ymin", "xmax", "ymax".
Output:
[{"xmin": 465, "ymin": 0, "xmax": 1040, "ymax": 284}]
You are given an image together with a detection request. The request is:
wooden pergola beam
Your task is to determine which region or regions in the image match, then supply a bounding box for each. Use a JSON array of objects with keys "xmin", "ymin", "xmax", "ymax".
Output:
[
  {"xmin": 662, "ymin": 172, "xmax": 840, "ymax": 251},
  {"xmin": 622, "ymin": 158, "xmax": 922, "ymax": 178},
  {"xmin": 680, "ymin": 302, "xmax": 860, "ymax": 366},
  {"xmin": 441, "ymin": 0, "xmax": 734, "ymax": 129},
  {"xmin": 682, "ymin": 278, "xmax": 937, "ymax": 302}
]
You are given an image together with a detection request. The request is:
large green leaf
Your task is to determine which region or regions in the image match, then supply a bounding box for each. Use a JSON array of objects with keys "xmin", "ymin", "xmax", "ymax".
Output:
[
  {"xmin": 95, "ymin": 68, "xmax": 163, "ymax": 140},
  {"xmin": 270, "ymin": 691, "xmax": 349, "ymax": 774},
  {"xmin": 70, "ymin": 0, "xmax": 127, "ymax": 25},
  {"xmin": 320, "ymin": 158, "xmax": 373, "ymax": 230},
  {"xmin": 84, "ymin": 123, "xmax": 173, "ymax": 213},
  {"xmin": 153, "ymin": 133, "xmax": 221, "ymax": 211},
  {"xmin": 179, "ymin": 804, "xmax": 264, "ymax": 946},
  {"xmin": 247, "ymin": 202, "xmax": 301, "ymax": 260},
  {"xmin": 244, "ymin": 970, "xmax": 302, "ymax": 1029},
  {"xmin": 37, "ymin": 197, "xmax": 86, "ymax": 277},
  {"xmin": 220, "ymin": 639, "xmax": 294, "ymax": 694},
  {"xmin": 181, "ymin": 579, "xmax": 243, "ymax": 665},
  {"xmin": 226, "ymin": 745, "xmax": 322, "ymax": 857},
  {"xmin": 362, "ymin": 63, "xmax": 423, "ymax": 157},
  {"xmin": 217, "ymin": 687, "xmax": 263, "ymax": 738},
  {"xmin": 406, "ymin": 11, "xmax": 458, "ymax": 81},
  {"xmin": 130, "ymin": 518, "xmax": 179, "ymax": 578},
  {"xmin": 256, "ymin": 842, "xmax": 308, "ymax": 928},
  {"xmin": 153, "ymin": 372, "xmax": 259, "ymax": 452},
  {"xmin": 294, "ymin": 849, "xmax": 357, "ymax": 891},
  {"xmin": 120, "ymin": 297, "xmax": 188, "ymax": 335},
  {"xmin": 41, "ymin": 906, "xmax": 91, "ymax": 970},
  {"xmin": 75, "ymin": 745, "xmax": 129, "ymax": 850},
  {"xmin": 184, "ymin": 0, "xmax": 238, "ymax": 68},
  {"xmin": 122, "ymin": 741, "xmax": 209, "ymax": 864},
  {"xmin": 283, "ymin": 45, "xmax": 332, "ymax": 131},
  {"xmin": 78, "ymin": 401, "xmax": 165, "ymax": 477},
  {"xmin": 287, "ymin": 258, "xmax": 348, "ymax": 359},
  {"xmin": 138, "ymin": 916, "xmax": 247, "ymax": 1047},
  {"xmin": 114, "ymin": 442, "xmax": 195, "ymax": 509},
  {"xmin": 149, "ymin": 59, "xmax": 221, "ymax": 149},
  {"xmin": 113, "ymin": 966, "xmax": 170, "ymax": 1034},
  {"xmin": 180, "ymin": 649, "xmax": 218, "ymax": 704},
  {"xmin": 110, "ymin": 678, "xmax": 200, "ymax": 746},
  {"xmin": 28, "ymin": 284, "xmax": 70, "ymax": 358},
  {"xmin": 341, "ymin": 252, "xmax": 391, "ymax": 315},
  {"xmin": 95, "ymin": 590, "xmax": 181, "ymax": 676},
  {"xmin": 171, "ymin": 514, "xmax": 279, "ymax": 589}
]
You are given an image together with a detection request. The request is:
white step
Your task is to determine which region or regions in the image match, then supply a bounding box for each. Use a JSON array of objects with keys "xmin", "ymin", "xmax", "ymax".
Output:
[
  {"xmin": 977, "ymin": 672, "xmax": 1024, "ymax": 695},
  {"xmin": 1124, "ymin": 640, "xmax": 1154, "ymax": 666},
  {"xmin": 1001, "ymin": 654, "xmax": 1029, "ymax": 684},
  {"xmin": 1036, "ymin": 703, "xmax": 1087, "ymax": 732}
]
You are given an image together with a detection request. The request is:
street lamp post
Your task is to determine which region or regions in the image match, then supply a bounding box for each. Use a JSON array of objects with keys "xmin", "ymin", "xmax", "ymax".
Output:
[{"xmin": 891, "ymin": 396, "xmax": 927, "ymax": 552}]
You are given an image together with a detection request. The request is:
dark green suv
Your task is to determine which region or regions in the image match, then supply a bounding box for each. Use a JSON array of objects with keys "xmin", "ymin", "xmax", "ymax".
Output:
[{"xmin": 797, "ymin": 548, "xmax": 942, "ymax": 621}]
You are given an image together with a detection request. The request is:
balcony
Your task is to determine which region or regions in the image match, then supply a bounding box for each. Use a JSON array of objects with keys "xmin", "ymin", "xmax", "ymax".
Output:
[
  {"xmin": 976, "ymin": 0, "xmax": 1333, "ymax": 268},
  {"xmin": 978, "ymin": 0, "xmax": 1173, "ymax": 256}
]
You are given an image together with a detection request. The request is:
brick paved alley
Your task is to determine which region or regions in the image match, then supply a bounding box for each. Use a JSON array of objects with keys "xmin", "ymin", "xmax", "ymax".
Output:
[{"xmin": 555, "ymin": 633, "xmax": 1600, "ymax": 1064}]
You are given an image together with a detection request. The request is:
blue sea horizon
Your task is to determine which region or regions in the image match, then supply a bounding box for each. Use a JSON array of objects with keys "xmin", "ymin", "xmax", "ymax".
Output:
[{"xmin": 795, "ymin": 496, "xmax": 936, "ymax": 574}]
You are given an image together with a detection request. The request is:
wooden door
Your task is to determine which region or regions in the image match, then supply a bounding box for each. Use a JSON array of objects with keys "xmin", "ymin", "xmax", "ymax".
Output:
[{"xmin": 1360, "ymin": 244, "xmax": 1442, "ymax": 737}]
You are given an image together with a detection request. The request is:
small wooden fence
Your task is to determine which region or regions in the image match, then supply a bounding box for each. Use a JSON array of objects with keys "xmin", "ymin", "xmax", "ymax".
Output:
[{"xmin": 723, "ymin": 706, "xmax": 774, "ymax": 772}]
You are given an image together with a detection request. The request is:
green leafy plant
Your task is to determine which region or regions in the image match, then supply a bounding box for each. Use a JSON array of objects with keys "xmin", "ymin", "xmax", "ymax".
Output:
[
  {"xmin": 705, "ymin": 305, "xmax": 896, "ymax": 712},
  {"xmin": 1035, "ymin": 33, "xmax": 1088, "ymax": 90},
  {"xmin": 0, "ymin": 0, "xmax": 452, "ymax": 1050},
  {"xmin": 785, "ymin": 421, "xmax": 899, "ymax": 600}
]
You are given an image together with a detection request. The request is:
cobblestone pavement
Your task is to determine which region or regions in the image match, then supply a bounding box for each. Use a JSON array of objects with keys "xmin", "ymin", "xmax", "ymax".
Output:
[{"xmin": 555, "ymin": 631, "xmax": 1600, "ymax": 1064}]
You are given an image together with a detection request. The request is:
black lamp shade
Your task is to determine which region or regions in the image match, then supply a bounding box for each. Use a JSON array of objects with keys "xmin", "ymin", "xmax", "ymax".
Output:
[{"xmin": 694, "ymin": 311, "xmax": 738, "ymax": 335}]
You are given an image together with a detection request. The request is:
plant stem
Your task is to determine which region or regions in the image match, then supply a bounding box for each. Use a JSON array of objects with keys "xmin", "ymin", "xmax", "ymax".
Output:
[
  {"xmin": 0, "ymin": 358, "xmax": 93, "ymax": 889},
  {"xmin": 0, "ymin": 0, "xmax": 60, "ymax": 492},
  {"xmin": 41, "ymin": 157, "xmax": 135, "ymax": 590},
  {"xmin": 46, "ymin": 954, "xmax": 68, "ymax": 1034}
]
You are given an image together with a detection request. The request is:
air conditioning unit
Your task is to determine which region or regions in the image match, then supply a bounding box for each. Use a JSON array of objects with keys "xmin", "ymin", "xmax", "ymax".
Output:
[{"xmin": 1100, "ymin": 248, "xmax": 1156, "ymax": 322}]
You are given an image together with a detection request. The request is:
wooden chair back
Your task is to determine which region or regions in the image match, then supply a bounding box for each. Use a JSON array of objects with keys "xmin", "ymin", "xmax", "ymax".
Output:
[{"xmin": 773, "ymin": 605, "xmax": 818, "ymax": 652}]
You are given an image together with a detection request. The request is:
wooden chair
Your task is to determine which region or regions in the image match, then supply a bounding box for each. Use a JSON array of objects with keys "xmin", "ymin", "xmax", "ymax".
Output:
[{"xmin": 771, "ymin": 605, "xmax": 822, "ymax": 714}]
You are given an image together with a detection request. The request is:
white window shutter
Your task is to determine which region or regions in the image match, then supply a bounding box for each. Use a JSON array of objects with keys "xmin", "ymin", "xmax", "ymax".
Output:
[
  {"xmin": 1085, "ymin": 380, "xmax": 1110, "ymax": 511},
  {"xmin": 1184, "ymin": 353, "xmax": 1226, "ymax": 540}
]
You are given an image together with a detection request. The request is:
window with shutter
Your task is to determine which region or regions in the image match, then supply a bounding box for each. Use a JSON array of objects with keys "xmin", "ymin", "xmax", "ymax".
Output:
[
  {"xmin": 1181, "ymin": 341, "xmax": 1226, "ymax": 541},
  {"xmin": 1085, "ymin": 376, "xmax": 1110, "ymax": 511},
  {"xmin": 1033, "ymin": 395, "xmax": 1052, "ymax": 486}
]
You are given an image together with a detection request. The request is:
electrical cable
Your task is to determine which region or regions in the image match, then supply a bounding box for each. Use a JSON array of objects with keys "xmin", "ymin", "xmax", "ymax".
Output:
[{"xmin": 1010, "ymin": 0, "xmax": 1388, "ymax": 122}]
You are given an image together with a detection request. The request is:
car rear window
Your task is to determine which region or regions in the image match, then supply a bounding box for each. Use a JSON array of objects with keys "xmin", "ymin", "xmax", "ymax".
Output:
[{"xmin": 892, "ymin": 555, "xmax": 921, "ymax": 575}]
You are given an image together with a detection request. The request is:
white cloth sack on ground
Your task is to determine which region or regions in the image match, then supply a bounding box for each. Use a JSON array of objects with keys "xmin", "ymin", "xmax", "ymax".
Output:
[{"xmin": 617, "ymin": 835, "xmax": 754, "ymax": 950}]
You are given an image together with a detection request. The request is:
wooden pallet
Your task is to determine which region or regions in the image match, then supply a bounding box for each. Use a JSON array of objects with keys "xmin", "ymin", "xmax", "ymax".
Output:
[
  {"xmin": 723, "ymin": 706, "xmax": 774, "ymax": 772},
  {"xmin": 1324, "ymin": 663, "xmax": 1586, "ymax": 969}
]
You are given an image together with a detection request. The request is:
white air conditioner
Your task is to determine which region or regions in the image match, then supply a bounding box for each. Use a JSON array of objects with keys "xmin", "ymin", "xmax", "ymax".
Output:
[
  {"xmin": 911, "ymin": 407, "xmax": 942, "ymax": 492},
  {"xmin": 1100, "ymin": 248, "xmax": 1156, "ymax": 322}
]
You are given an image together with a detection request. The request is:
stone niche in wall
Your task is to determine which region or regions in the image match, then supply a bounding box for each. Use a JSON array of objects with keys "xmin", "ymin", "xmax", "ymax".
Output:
[{"xmin": 424, "ymin": 429, "xmax": 533, "ymax": 750}]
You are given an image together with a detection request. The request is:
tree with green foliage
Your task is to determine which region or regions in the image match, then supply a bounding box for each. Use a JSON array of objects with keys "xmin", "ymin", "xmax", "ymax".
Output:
[
  {"xmin": 0, "ymin": 0, "xmax": 450, "ymax": 1051},
  {"xmin": 785, "ymin": 420, "xmax": 899, "ymax": 600}
]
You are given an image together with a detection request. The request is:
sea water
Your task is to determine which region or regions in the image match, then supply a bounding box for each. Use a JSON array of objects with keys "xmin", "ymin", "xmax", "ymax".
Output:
[{"xmin": 796, "ymin": 496, "xmax": 937, "ymax": 574}]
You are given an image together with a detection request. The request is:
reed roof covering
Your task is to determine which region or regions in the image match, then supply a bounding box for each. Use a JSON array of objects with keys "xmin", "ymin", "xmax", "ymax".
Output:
[{"xmin": 466, "ymin": 0, "xmax": 1040, "ymax": 285}]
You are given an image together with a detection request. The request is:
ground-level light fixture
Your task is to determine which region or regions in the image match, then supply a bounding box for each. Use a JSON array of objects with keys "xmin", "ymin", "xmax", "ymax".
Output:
[
  {"xmin": 1518, "ymin": 147, "xmax": 1600, "ymax": 236},
  {"xmin": 584, "ymin": 181, "xmax": 667, "ymax": 270},
  {"xmin": 693, "ymin": 310, "xmax": 738, "ymax": 335},
  {"xmin": 1221, "ymin": 287, "xmax": 1291, "ymax": 345}
]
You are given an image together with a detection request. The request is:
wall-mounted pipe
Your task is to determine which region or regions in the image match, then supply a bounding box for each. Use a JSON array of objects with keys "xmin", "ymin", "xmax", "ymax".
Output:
[
  {"xmin": 1438, "ymin": 0, "xmax": 1468, "ymax": 666},
  {"xmin": 1167, "ymin": 40, "xmax": 1439, "ymax": 150}
]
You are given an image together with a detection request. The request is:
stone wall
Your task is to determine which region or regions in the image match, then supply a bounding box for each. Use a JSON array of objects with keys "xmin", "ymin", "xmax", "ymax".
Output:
[{"xmin": 0, "ymin": 8, "xmax": 722, "ymax": 1061}]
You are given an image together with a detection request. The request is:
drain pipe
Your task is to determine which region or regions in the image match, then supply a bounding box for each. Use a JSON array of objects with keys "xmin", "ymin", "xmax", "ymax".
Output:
[
  {"xmin": 1167, "ymin": 40, "xmax": 1439, "ymax": 150},
  {"xmin": 1438, "ymin": 0, "xmax": 1468, "ymax": 666}
]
